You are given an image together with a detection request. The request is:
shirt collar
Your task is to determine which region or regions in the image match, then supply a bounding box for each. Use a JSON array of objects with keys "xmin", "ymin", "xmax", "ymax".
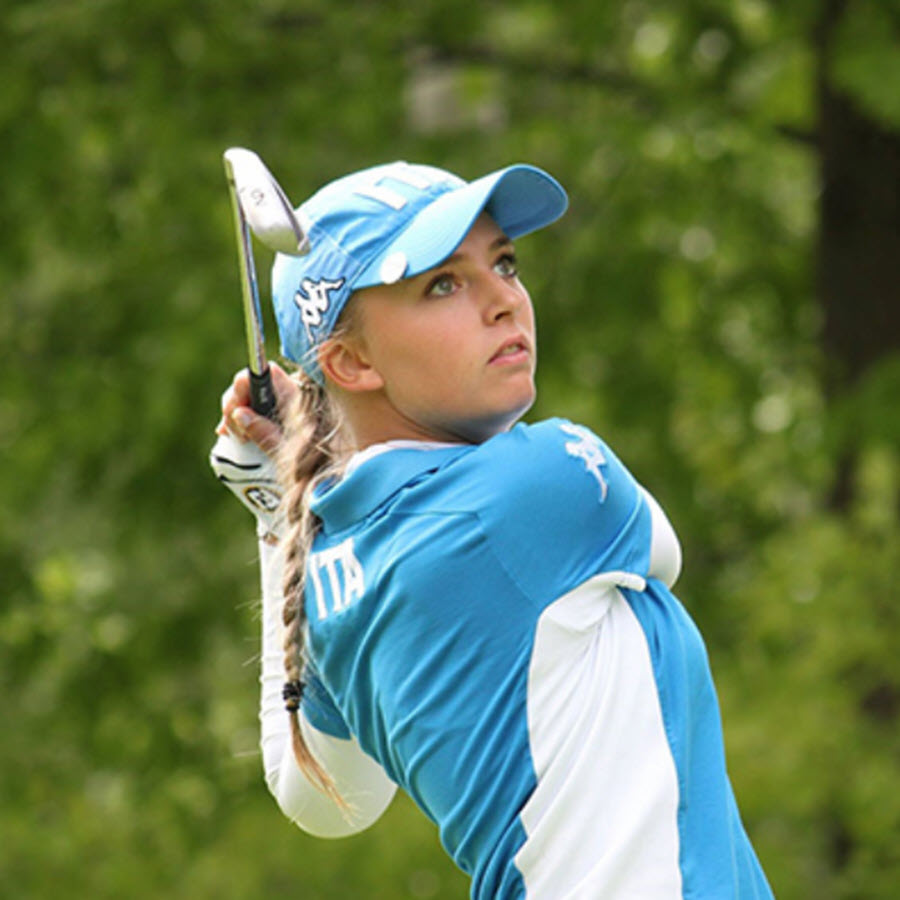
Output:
[
  {"xmin": 310, "ymin": 441, "xmax": 470, "ymax": 533},
  {"xmin": 343, "ymin": 439, "xmax": 460, "ymax": 477}
]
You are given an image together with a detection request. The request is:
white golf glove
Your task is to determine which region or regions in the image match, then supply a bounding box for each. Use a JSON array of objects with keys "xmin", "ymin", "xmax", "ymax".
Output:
[{"xmin": 210, "ymin": 431, "xmax": 285, "ymax": 541}]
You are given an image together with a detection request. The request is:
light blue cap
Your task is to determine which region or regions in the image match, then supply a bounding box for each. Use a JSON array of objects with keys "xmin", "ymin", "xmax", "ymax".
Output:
[{"xmin": 271, "ymin": 161, "xmax": 568, "ymax": 381}]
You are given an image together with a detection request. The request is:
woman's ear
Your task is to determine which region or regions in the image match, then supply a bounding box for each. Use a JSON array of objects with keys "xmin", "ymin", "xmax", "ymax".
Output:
[{"xmin": 317, "ymin": 337, "xmax": 384, "ymax": 393}]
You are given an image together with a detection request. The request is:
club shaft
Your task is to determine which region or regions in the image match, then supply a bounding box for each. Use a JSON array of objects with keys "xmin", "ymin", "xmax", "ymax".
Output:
[{"xmin": 224, "ymin": 160, "xmax": 277, "ymax": 418}]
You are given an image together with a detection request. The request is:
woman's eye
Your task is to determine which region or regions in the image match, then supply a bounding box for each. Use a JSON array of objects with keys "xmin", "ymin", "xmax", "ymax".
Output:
[
  {"xmin": 494, "ymin": 254, "xmax": 518, "ymax": 278},
  {"xmin": 426, "ymin": 273, "xmax": 456, "ymax": 297}
]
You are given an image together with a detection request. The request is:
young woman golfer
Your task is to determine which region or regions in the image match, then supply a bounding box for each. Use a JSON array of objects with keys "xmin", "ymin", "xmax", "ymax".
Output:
[{"xmin": 211, "ymin": 161, "xmax": 775, "ymax": 899}]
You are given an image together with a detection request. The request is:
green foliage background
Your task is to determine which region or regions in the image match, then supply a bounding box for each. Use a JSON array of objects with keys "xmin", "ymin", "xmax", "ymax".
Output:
[{"xmin": 2, "ymin": 1, "xmax": 898, "ymax": 897}]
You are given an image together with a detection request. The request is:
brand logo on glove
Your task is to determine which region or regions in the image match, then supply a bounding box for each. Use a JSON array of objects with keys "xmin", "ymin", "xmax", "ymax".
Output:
[{"xmin": 243, "ymin": 485, "xmax": 282, "ymax": 513}]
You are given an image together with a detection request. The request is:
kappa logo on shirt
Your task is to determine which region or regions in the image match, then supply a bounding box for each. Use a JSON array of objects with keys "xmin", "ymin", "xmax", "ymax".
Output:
[
  {"xmin": 560, "ymin": 424, "xmax": 609, "ymax": 502},
  {"xmin": 294, "ymin": 276, "xmax": 346, "ymax": 341}
]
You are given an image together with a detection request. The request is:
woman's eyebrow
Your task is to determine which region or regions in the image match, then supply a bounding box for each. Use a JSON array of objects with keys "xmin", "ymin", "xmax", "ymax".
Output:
[{"xmin": 442, "ymin": 234, "xmax": 513, "ymax": 266}]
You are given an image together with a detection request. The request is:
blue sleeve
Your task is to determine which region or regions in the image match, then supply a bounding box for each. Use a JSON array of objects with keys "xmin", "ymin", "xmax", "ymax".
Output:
[
  {"xmin": 462, "ymin": 419, "xmax": 653, "ymax": 604},
  {"xmin": 302, "ymin": 663, "xmax": 351, "ymax": 739}
]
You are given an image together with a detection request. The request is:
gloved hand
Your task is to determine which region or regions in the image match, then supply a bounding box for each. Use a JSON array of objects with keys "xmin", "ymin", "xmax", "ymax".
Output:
[
  {"xmin": 211, "ymin": 364, "xmax": 297, "ymax": 542},
  {"xmin": 210, "ymin": 430, "xmax": 285, "ymax": 541}
]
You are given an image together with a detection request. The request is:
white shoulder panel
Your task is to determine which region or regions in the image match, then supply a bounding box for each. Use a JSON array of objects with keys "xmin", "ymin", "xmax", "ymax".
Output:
[
  {"xmin": 517, "ymin": 573, "xmax": 683, "ymax": 898},
  {"xmin": 642, "ymin": 487, "xmax": 682, "ymax": 588}
]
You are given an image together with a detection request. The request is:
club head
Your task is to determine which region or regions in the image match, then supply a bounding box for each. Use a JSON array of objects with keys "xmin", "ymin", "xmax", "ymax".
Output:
[{"xmin": 223, "ymin": 147, "xmax": 308, "ymax": 256}]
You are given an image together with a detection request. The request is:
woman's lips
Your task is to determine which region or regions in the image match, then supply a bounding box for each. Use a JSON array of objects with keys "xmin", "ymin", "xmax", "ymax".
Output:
[{"xmin": 489, "ymin": 337, "xmax": 530, "ymax": 365}]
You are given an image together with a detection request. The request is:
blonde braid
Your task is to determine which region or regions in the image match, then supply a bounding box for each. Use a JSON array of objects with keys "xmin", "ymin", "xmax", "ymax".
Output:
[{"xmin": 278, "ymin": 373, "xmax": 347, "ymax": 809}]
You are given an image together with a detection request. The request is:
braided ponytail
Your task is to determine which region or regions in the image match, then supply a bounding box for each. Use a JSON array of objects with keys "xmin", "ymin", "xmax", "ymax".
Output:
[{"xmin": 278, "ymin": 373, "xmax": 348, "ymax": 809}]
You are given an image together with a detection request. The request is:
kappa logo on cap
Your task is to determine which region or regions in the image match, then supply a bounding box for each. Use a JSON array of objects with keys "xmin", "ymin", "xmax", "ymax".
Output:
[{"xmin": 294, "ymin": 277, "xmax": 346, "ymax": 341}]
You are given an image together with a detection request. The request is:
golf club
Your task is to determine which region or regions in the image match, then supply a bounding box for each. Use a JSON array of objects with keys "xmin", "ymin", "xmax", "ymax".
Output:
[{"xmin": 222, "ymin": 147, "xmax": 308, "ymax": 419}]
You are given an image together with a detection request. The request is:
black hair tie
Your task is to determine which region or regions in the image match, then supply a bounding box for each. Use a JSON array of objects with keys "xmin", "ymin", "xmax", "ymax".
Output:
[{"xmin": 282, "ymin": 680, "xmax": 304, "ymax": 712}]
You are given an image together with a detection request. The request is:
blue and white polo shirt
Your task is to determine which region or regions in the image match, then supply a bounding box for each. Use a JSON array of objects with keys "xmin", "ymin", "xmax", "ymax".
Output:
[{"xmin": 300, "ymin": 418, "xmax": 774, "ymax": 899}]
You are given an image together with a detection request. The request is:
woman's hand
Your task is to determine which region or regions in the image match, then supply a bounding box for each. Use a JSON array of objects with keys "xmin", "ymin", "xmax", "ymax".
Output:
[{"xmin": 216, "ymin": 362, "xmax": 298, "ymax": 455}]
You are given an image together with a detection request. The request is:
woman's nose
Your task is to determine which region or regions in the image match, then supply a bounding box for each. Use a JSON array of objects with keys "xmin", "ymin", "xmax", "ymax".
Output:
[{"xmin": 482, "ymin": 273, "xmax": 524, "ymax": 322}]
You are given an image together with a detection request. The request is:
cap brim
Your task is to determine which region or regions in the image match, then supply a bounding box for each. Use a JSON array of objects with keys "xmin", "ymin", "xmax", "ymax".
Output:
[{"xmin": 355, "ymin": 164, "xmax": 567, "ymax": 288}]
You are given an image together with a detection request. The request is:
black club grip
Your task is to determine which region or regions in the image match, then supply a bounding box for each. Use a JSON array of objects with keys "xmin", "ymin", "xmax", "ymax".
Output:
[{"xmin": 249, "ymin": 367, "xmax": 279, "ymax": 421}]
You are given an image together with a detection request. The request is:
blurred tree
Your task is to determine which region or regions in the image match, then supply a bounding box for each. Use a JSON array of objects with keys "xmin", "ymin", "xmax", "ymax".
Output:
[{"xmin": 814, "ymin": 0, "xmax": 900, "ymax": 507}]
